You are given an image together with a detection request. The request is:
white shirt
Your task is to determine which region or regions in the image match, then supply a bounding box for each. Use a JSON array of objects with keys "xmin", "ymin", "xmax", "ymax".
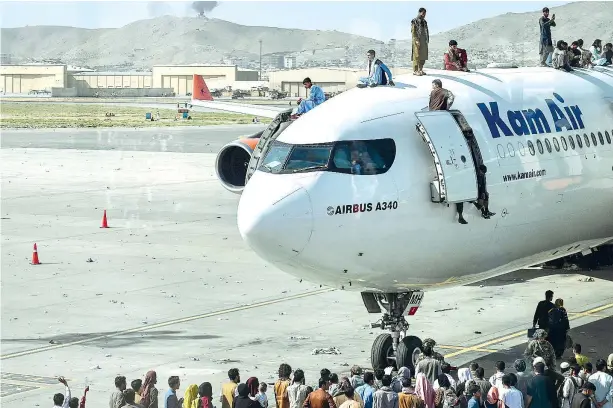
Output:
[
  {"xmin": 433, "ymin": 374, "xmax": 457, "ymax": 391},
  {"xmin": 489, "ymin": 372, "xmax": 505, "ymax": 390},
  {"xmin": 500, "ymin": 386, "xmax": 523, "ymax": 408},
  {"xmin": 53, "ymin": 385, "xmax": 71, "ymax": 408},
  {"xmin": 588, "ymin": 372, "xmax": 613, "ymax": 408}
]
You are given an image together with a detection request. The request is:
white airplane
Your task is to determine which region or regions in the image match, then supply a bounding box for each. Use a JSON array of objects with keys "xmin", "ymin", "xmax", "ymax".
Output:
[{"xmin": 191, "ymin": 67, "xmax": 613, "ymax": 371}]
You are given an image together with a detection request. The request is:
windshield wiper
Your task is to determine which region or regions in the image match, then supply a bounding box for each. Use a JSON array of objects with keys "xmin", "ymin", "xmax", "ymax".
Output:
[{"xmin": 292, "ymin": 165, "xmax": 326, "ymax": 173}]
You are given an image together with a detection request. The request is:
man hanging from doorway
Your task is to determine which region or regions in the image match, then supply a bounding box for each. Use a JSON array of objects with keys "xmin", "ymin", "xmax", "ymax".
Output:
[
  {"xmin": 411, "ymin": 7, "xmax": 429, "ymax": 76},
  {"xmin": 473, "ymin": 165, "xmax": 496, "ymax": 219},
  {"xmin": 290, "ymin": 77, "xmax": 326, "ymax": 120},
  {"xmin": 357, "ymin": 50, "xmax": 395, "ymax": 88},
  {"xmin": 429, "ymin": 79, "xmax": 469, "ymax": 224}
]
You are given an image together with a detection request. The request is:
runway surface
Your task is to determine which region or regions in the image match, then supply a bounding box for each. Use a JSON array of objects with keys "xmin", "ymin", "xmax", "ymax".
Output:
[{"xmin": 1, "ymin": 128, "xmax": 612, "ymax": 407}]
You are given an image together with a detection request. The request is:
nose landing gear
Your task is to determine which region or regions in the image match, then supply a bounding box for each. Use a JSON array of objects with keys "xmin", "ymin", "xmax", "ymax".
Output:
[{"xmin": 362, "ymin": 291, "xmax": 425, "ymax": 373}]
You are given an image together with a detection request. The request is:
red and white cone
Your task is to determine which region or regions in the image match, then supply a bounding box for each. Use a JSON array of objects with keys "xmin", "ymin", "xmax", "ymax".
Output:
[
  {"xmin": 31, "ymin": 243, "xmax": 41, "ymax": 265},
  {"xmin": 101, "ymin": 210, "xmax": 109, "ymax": 228}
]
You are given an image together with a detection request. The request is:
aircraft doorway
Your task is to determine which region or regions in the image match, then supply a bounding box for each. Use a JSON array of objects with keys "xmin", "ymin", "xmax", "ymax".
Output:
[{"xmin": 415, "ymin": 111, "xmax": 479, "ymax": 204}]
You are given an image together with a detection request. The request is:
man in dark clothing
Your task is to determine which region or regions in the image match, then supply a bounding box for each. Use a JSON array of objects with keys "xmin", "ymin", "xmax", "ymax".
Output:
[
  {"xmin": 472, "ymin": 165, "xmax": 495, "ymax": 219},
  {"xmin": 601, "ymin": 43, "xmax": 613, "ymax": 66},
  {"xmin": 539, "ymin": 7, "xmax": 556, "ymax": 66},
  {"xmin": 533, "ymin": 290, "xmax": 555, "ymax": 330},
  {"xmin": 527, "ymin": 362, "xmax": 559, "ymax": 408},
  {"xmin": 570, "ymin": 382, "xmax": 596, "ymax": 408},
  {"xmin": 569, "ymin": 42, "xmax": 582, "ymax": 67}
]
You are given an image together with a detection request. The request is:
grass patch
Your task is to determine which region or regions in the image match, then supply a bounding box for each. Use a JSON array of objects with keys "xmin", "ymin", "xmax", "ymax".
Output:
[{"xmin": 0, "ymin": 102, "xmax": 270, "ymax": 129}]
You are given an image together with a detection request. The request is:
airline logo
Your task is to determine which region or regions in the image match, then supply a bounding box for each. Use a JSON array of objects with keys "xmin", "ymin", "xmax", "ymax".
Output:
[{"xmin": 477, "ymin": 93, "xmax": 585, "ymax": 139}]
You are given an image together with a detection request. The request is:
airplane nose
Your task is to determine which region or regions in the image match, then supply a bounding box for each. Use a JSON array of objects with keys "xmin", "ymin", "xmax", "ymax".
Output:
[{"xmin": 237, "ymin": 183, "xmax": 313, "ymax": 261}]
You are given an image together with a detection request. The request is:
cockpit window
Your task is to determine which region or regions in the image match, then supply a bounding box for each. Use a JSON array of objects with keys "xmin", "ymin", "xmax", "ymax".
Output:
[
  {"xmin": 329, "ymin": 139, "xmax": 396, "ymax": 175},
  {"xmin": 260, "ymin": 142, "xmax": 292, "ymax": 173},
  {"xmin": 285, "ymin": 144, "xmax": 333, "ymax": 172},
  {"xmin": 258, "ymin": 138, "xmax": 396, "ymax": 175}
]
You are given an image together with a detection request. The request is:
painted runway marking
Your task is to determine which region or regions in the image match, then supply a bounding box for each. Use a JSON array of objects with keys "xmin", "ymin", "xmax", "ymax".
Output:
[
  {"xmin": 443, "ymin": 302, "xmax": 613, "ymax": 359},
  {"xmin": 438, "ymin": 345, "xmax": 497, "ymax": 353},
  {"xmin": 0, "ymin": 373, "xmax": 60, "ymax": 398},
  {"xmin": 0, "ymin": 288, "xmax": 334, "ymax": 360}
]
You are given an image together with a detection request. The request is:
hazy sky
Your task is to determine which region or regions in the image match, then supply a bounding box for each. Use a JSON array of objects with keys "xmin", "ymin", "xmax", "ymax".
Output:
[{"xmin": 0, "ymin": 1, "xmax": 573, "ymax": 41}]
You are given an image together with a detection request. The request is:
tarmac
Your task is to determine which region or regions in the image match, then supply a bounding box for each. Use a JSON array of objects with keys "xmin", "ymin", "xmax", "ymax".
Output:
[{"xmin": 1, "ymin": 127, "xmax": 612, "ymax": 408}]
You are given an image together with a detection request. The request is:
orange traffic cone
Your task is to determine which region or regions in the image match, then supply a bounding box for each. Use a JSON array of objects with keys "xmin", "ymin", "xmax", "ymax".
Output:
[
  {"xmin": 101, "ymin": 210, "xmax": 109, "ymax": 228},
  {"xmin": 31, "ymin": 243, "xmax": 40, "ymax": 265}
]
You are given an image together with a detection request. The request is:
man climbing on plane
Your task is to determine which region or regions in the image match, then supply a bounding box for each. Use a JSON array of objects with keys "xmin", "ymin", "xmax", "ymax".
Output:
[
  {"xmin": 290, "ymin": 77, "xmax": 326, "ymax": 120},
  {"xmin": 357, "ymin": 50, "xmax": 395, "ymax": 88}
]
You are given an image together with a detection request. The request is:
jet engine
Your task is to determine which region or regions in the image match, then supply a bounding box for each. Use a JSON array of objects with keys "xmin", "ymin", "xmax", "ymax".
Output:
[
  {"xmin": 215, "ymin": 110, "xmax": 294, "ymax": 194},
  {"xmin": 215, "ymin": 135, "xmax": 261, "ymax": 194}
]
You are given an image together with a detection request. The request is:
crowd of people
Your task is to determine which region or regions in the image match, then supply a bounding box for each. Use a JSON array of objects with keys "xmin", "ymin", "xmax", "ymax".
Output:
[{"xmin": 50, "ymin": 346, "xmax": 613, "ymax": 408}]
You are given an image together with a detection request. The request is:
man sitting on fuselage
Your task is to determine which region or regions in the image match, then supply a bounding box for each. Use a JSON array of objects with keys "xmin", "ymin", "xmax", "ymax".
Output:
[
  {"xmin": 444, "ymin": 40, "xmax": 470, "ymax": 71},
  {"xmin": 290, "ymin": 77, "xmax": 326, "ymax": 120},
  {"xmin": 357, "ymin": 50, "xmax": 395, "ymax": 88}
]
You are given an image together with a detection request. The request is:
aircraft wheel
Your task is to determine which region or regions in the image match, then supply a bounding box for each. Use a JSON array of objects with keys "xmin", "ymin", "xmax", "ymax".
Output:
[
  {"xmin": 371, "ymin": 333, "xmax": 394, "ymax": 370},
  {"xmin": 396, "ymin": 336, "xmax": 423, "ymax": 374}
]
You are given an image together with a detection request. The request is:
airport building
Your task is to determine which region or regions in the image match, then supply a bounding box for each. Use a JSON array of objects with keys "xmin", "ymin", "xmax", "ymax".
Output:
[
  {"xmin": 1, "ymin": 62, "xmax": 409, "ymax": 97},
  {"xmin": 0, "ymin": 64, "xmax": 258, "ymax": 96},
  {"xmin": 1, "ymin": 64, "xmax": 67, "ymax": 94}
]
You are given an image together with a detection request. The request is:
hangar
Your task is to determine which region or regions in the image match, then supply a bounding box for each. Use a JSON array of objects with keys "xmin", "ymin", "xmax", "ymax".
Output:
[
  {"xmin": 152, "ymin": 65, "xmax": 258, "ymax": 95},
  {"xmin": 0, "ymin": 64, "xmax": 66, "ymax": 94},
  {"xmin": 1, "ymin": 64, "xmax": 259, "ymax": 96}
]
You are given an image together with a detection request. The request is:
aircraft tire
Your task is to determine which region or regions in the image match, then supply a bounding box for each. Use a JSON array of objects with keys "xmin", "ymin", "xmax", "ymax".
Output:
[
  {"xmin": 371, "ymin": 333, "xmax": 394, "ymax": 370},
  {"xmin": 396, "ymin": 336, "xmax": 423, "ymax": 374}
]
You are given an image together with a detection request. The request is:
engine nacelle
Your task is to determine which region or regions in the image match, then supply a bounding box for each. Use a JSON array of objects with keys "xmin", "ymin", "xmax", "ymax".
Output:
[{"xmin": 215, "ymin": 137, "xmax": 260, "ymax": 194}]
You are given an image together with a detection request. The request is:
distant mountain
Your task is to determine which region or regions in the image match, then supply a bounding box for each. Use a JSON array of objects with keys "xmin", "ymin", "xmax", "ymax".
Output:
[
  {"xmin": 1, "ymin": 2, "xmax": 611, "ymax": 71},
  {"xmin": 394, "ymin": 1, "xmax": 613, "ymax": 68},
  {"xmin": 0, "ymin": 15, "xmax": 384, "ymax": 70}
]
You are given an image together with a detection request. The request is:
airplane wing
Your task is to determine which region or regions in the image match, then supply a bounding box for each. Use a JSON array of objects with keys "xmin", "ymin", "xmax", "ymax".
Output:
[{"xmin": 191, "ymin": 74, "xmax": 290, "ymax": 119}]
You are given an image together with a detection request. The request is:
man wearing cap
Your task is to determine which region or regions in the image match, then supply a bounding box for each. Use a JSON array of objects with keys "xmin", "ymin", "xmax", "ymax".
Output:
[
  {"xmin": 527, "ymin": 361, "xmax": 559, "ymax": 408},
  {"xmin": 570, "ymin": 382, "xmax": 596, "ymax": 408},
  {"xmin": 525, "ymin": 329, "xmax": 557, "ymax": 370},
  {"xmin": 416, "ymin": 339, "xmax": 443, "ymax": 384}
]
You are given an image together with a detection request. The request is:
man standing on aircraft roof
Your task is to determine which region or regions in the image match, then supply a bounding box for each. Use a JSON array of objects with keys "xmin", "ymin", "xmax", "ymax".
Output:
[
  {"xmin": 411, "ymin": 7, "xmax": 429, "ymax": 76},
  {"xmin": 291, "ymin": 77, "xmax": 325, "ymax": 120},
  {"xmin": 357, "ymin": 50, "xmax": 395, "ymax": 88},
  {"xmin": 539, "ymin": 7, "xmax": 556, "ymax": 67}
]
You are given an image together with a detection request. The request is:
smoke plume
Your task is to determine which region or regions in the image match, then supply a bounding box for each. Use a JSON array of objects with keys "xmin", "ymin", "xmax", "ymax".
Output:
[{"xmin": 192, "ymin": 1, "xmax": 218, "ymax": 16}]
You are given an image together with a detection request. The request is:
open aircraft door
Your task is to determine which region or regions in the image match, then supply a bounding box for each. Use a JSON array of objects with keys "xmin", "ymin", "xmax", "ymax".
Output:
[{"xmin": 415, "ymin": 111, "xmax": 478, "ymax": 204}]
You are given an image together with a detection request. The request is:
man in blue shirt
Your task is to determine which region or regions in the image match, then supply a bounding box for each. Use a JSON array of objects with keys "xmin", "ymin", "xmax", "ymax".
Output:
[
  {"xmin": 291, "ymin": 77, "xmax": 325, "ymax": 119},
  {"xmin": 356, "ymin": 372, "xmax": 376, "ymax": 408},
  {"xmin": 358, "ymin": 50, "xmax": 395, "ymax": 88},
  {"xmin": 165, "ymin": 376, "xmax": 181, "ymax": 408},
  {"xmin": 467, "ymin": 385, "xmax": 482, "ymax": 408}
]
